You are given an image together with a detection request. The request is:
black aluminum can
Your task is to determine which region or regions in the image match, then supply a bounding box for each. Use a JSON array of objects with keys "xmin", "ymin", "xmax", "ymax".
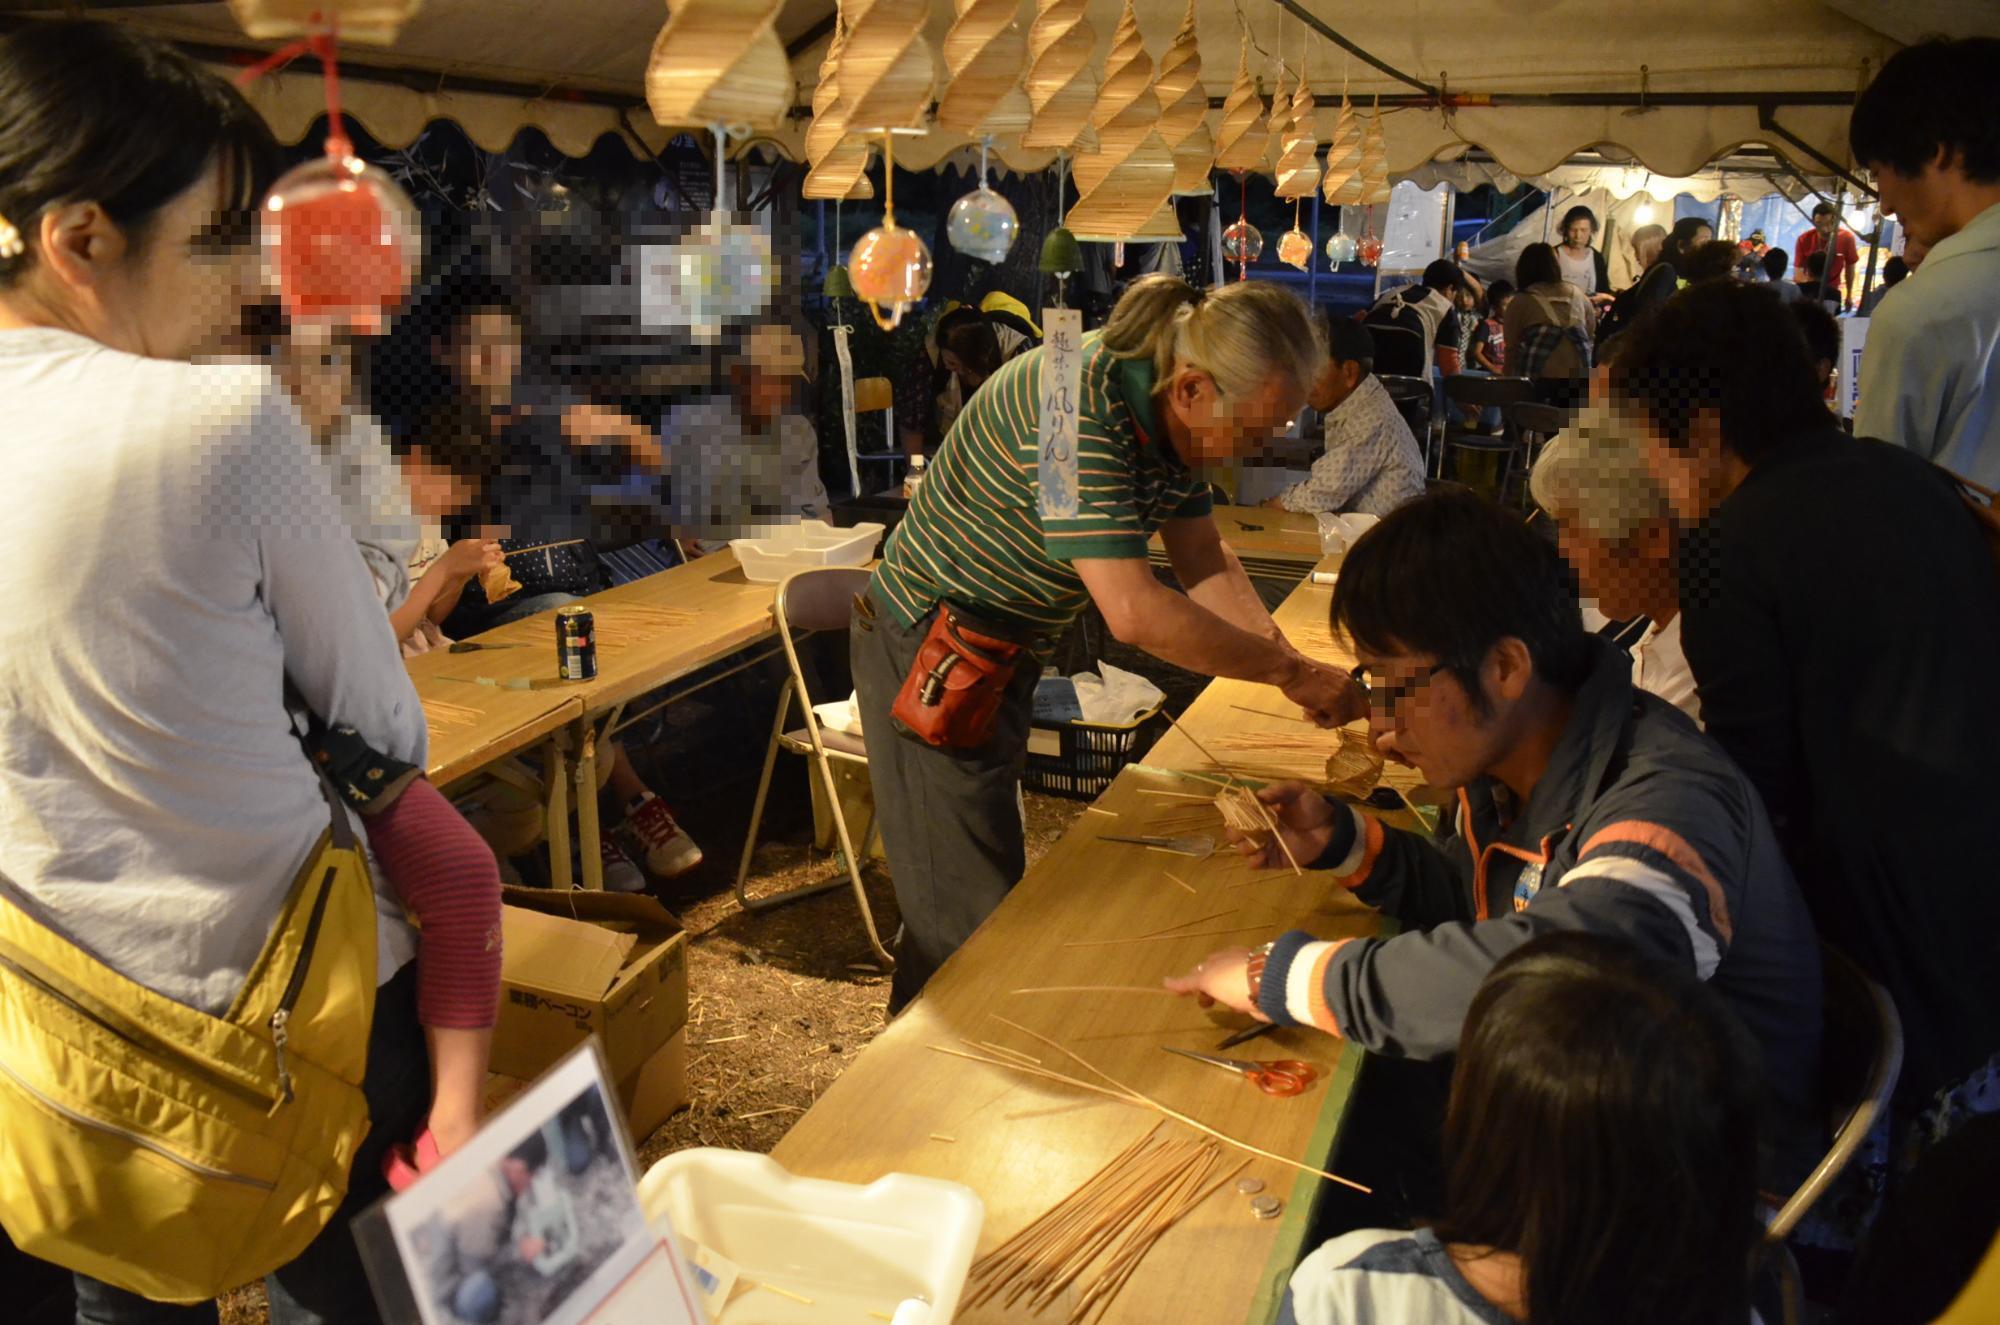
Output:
[{"xmin": 555, "ymin": 605, "xmax": 597, "ymax": 682}]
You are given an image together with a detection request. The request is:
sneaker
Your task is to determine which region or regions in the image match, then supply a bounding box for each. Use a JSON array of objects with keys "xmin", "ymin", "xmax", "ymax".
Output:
[
  {"xmin": 597, "ymin": 834, "xmax": 648, "ymax": 893},
  {"xmin": 625, "ymin": 792, "xmax": 704, "ymax": 879}
]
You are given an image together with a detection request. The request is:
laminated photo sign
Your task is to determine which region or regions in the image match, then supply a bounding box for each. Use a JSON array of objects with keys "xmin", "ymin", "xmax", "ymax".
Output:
[{"xmin": 1037, "ymin": 307, "xmax": 1085, "ymax": 519}]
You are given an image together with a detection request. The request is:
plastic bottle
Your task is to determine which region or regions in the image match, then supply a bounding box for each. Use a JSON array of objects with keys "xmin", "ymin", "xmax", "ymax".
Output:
[{"xmin": 903, "ymin": 453, "xmax": 927, "ymax": 500}]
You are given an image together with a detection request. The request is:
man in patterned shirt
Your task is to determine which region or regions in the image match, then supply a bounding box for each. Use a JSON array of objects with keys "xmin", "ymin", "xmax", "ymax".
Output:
[{"xmin": 1266, "ymin": 316, "xmax": 1426, "ymax": 519}]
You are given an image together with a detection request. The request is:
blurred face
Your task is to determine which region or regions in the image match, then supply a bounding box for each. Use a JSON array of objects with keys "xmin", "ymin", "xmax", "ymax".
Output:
[
  {"xmin": 1554, "ymin": 516, "xmax": 1677, "ymax": 622},
  {"xmin": 1495, "ymin": 292, "xmax": 1515, "ymax": 319},
  {"xmin": 1563, "ymin": 218, "xmax": 1594, "ymax": 249},
  {"xmin": 941, "ymin": 347, "xmax": 985, "ymax": 391},
  {"xmin": 1870, "ymin": 156, "xmax": 1959, "ymax": 248},
  {"xmin": 6, "ymin": 158, "xmax": 264, "ymax": 361},
  {"xmin": 1162, "ymin": 366, "xmax": 1305, "ymax": 465},
  {"xmin": 1308, "ymin": 358, "xmax": 1364, "ymax": 413},
  {"xmin": 1353, "ymin": 641, "xmax": 1524, "ymax": 791},
  {"xmin": 400, "ymin": 446, "xmax": 475, "ymax": 520},
  {"xmin": 734, "ymin": 363, "xmax": 794, "ymax": 425},
  {"xmin": 1691, "ymin": 224, "xmax": 1715, "ymax": 248},
  {"xmin": 445, "ymin": 310, "xmax": 522, "ymax": 399},
  {"xmin": 274, "ymin": 335, "xmax": 355, "ymax": 438},
  {"xmin": 1635, "ymin": 406, "xmax": 1733, "ymax": 523}
]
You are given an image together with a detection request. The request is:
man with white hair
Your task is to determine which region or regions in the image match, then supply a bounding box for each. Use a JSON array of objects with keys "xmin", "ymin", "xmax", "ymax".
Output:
[{"xmin": 1529, "ymin": 402, "xmax": 1699, "ymax": 722}]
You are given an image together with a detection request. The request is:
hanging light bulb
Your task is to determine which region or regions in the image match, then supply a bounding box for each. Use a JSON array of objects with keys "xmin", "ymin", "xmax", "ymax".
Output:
[
  {"xmin": 850, "ymin": 132, "xmax": 932, "ymax": 329},
  {"xmin": 1221, "ymin": 219, "xmax": 1264, "ymax": 264},
  {"xmin": 1324, "ymin": 231, "xmax": 1358, "ymax": 265},
  {"xmin": 947, "ymin": 138, "xmax": 1019, "ymax": 264}
]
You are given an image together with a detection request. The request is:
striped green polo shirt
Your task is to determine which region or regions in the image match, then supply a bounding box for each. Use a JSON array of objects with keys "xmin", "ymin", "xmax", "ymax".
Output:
[{"xmin": 871, "ymin": 330, "xmax": 1213, "ymax": 636}]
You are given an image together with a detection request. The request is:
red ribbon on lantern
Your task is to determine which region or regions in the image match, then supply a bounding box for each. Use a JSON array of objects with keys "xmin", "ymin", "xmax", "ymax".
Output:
[{"xmin": 237, "ymin": 18, "xmax": 419, "ymax": 333}]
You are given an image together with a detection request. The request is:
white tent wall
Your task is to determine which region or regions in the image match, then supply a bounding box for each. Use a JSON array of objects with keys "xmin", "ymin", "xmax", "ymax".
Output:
[{"xmin": 86, "ymin": 0, "xmax": 1901, "ymax": 183}]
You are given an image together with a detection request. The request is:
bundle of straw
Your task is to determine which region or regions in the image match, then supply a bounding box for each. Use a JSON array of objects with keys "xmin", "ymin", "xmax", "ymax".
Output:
[{"xmin": 965, "ymin": 1123, "xmax": 1239, "ymax": 1323}]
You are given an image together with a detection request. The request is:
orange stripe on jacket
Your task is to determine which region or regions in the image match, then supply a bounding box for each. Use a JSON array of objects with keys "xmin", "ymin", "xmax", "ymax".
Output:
[
  {"xmin": 1332, "ymin": 813, "xmax": 1385, "ymax": 891},
  {"xmin": 1578, "ymin": 820, "xmax": 1735, "ymax": 946},
  {"xmin": 1304, "ymin": 939, "xmax": 1350, "ymax": 1035}
]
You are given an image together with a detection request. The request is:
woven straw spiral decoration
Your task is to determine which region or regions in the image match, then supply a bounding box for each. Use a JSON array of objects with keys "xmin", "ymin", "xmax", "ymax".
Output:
[
  {"xmin": 1023, "ymin": 0, "xmax": 1099, "ymax": 152},
  {"xmin": 937, "ymin": 0, "xmax": 1032, "ymax": 138},
  {"xmin": 1322, "ymin": 99, "xmax": 1365, "ymax": 205},
  {"xmin": 1064, "ymin": 0, "xmax": 1176, "ymax": 240},
  {"xmin": 1275, "ymin": 67, "xmax": 1320, "ymax": 198},
  {"xmin": 803, "ymin": 10, "xmax": 874, "ymax": 201},
  {"xmin": 840, "ymin": 0, "xmax": 937, "ymax": 134},
  {"xmin": 1155, "ymin": 0, "xmax": 1213, "ymax": 197},
  {"xmin": 1214, "ymin": 36, "xmax": 1268, "ymax": 172},
  {"xmin": 1358, "ymin": 105, "xmax": 1391, "ymax": 204},
  {"xmin": 645, "ymin": 0, "xmax": 792, "ymax": 132}
]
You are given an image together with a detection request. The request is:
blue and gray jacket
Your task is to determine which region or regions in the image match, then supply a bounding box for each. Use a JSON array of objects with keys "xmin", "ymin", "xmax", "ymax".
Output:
[{"xmin": 1257, "ymin": 636, "xmax": 1825, "ymax": 1186}]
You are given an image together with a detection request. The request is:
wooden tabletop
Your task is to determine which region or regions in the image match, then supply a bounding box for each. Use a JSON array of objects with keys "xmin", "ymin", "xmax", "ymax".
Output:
[
  {"xmin": 456, "ymin": 549, "xmax": 781, "ymax": 718},
  {"xmin": 405, "ymin": 651, "xmax": 582, "ymax": 787},
  {"xmin": 771, "ymin": 768, "xmax": 1381, "ymax": 1325},
  {"xmin": 1150, "ymin": 504, "xmax": 1324, "ymax": 574}
]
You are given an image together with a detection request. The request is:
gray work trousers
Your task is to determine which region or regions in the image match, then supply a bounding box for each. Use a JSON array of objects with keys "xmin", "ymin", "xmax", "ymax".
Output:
[{"xmin": 850, "ymin": 594, "xmax": 1040, "ymax": 1011}]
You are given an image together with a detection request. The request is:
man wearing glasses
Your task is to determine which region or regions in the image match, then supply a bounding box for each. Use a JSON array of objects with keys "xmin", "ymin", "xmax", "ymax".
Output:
[{"xmin": 1167, "ymin": 489, "xmax": 1826, "ymax": 1189}]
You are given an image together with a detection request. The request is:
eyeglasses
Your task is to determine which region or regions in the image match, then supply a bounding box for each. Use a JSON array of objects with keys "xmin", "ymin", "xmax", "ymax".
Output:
[{"xmin": 1349, "ymin": 662, "xmax": 1449, "ymax": 719}]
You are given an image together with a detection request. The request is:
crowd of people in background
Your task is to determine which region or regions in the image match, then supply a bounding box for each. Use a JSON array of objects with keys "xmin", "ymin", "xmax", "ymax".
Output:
[{"xmin": 0, "ymin": 11, "xmax": 1997, "ymax": 1325}]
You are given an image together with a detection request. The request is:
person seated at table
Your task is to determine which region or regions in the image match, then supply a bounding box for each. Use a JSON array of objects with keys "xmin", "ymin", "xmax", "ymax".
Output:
[
  {"xmin": 1265, "ymin": 316, "xmax": 1425, "ymax": 520},
  {"xmin": 1762, "ymin": 247, "xmax": 1801, "ymax": 303},
  {"xmin": 1795, "ymin": 251, "xmax": 1844, "ymax": 309},
  {"xmin": 663, "ymin": 321, "xmax": 830, "ymax": 556},
  {"xmin": 407, "ymin": 421, "xmax": 703, "ymax": 888},
  {"xmin": 1167, "ymin": 488, "xmax": 1824, "ymax": 1188},
  {"xmin": 1280, "ymin": 933, "xmax": 1769, "ymax": 1325},
  {"xmin": 1608, "ymin": 277, "xmax": 2000, "ymax": 1172},
  {"xmin": 1529, "ymin": 402, "xmax": 1700, "ymax": 722}
]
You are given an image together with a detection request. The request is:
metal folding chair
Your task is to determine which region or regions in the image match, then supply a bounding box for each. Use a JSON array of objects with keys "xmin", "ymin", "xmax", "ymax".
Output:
[
  {"xmin": 1376, "ymin": 374, "xmax": 1438, "ymax": 476},
  {"xmin": 732, "ymin": 565, "xmax": 895, "ymax": 966},
  {"xmin": 1506, "ymin": 399, "xmax": 1575, "ymax": 505},
  {"xmin": 1764, "ymin": 943, "xmax": 1904, "ymax": 1324}
]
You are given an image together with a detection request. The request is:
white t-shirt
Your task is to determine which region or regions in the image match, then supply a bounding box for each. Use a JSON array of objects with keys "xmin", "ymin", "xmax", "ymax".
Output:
[
  {"xmin": 0, "ymin": 328, "xmax": 422, "ymax": 1014},
  {"xmin": 1582, "ymin": 603, "xmax": 1701, "ymax": 724},
  {"xmin": 1556, "ymin": 243, "xmax": 1599, "ymax": 295}
]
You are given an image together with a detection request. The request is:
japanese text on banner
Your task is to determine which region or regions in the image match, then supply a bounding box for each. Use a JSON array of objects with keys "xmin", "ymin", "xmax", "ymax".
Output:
[{"xmin": 1037, "ymin": 308, "xmax": 1085, "ymax": 520}]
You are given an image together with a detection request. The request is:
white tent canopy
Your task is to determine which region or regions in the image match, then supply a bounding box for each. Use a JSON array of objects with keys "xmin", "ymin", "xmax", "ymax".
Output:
[{"xmin": 80, "ymin": 0, "xmax": 1934, "ymax": 178}]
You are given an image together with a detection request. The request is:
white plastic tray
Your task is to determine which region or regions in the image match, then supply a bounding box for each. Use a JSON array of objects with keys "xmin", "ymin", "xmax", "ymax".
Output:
[
  {"xmin": 729, "ymin": 520, "xmax": 885, "ymax": 583},
  {"xmin": 638, "ymin": 1148, "xmax": 982, "ymax": 1324}
]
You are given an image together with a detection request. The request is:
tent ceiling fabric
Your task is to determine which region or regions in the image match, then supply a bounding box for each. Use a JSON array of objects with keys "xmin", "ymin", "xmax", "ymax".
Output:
[{"xmin": 113, "ymin": 0, "xmax": 1902, "ymax": 175}]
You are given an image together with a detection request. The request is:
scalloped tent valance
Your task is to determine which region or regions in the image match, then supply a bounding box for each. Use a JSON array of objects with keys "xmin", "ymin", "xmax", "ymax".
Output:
[{"xmin": 97, "ymin": 0, "xmax": 1932, "ymax": 179}]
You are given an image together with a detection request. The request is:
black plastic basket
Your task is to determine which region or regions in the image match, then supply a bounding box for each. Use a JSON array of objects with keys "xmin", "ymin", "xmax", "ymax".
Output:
[{"xmin": 1023, "ymin": 705, "xmax": 1168, "ymax": 800}]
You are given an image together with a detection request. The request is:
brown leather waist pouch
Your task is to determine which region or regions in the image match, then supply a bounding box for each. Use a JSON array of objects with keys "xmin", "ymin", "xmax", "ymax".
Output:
[{"xmin": 889, "ymin": 602, "xmax": 1029, "ymax": 750}]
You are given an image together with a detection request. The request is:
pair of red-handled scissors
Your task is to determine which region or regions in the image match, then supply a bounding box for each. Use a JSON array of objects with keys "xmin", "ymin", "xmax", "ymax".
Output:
[{"xmin": 1164, "ymin": 1046, "xmax": 1317, "ymax": 1096}]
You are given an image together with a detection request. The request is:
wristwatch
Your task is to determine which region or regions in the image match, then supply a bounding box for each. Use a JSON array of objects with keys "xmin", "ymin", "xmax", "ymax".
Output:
[{"xmin": 1245, "ymin": 941, "xmax": 1276, "ymax": 1006}]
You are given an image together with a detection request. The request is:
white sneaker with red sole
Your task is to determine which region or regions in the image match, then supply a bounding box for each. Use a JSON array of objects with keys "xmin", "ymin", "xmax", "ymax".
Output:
[
  {"xmin": 598, "ymin": 834, "xmax": 648, "ymax": 892},
  {"xmin": 625, "ymin": 792, "xmax": 703, "ymax": 879}
]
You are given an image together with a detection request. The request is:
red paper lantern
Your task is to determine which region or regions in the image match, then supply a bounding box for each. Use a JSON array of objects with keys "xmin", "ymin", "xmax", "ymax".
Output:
[{"xmin": 262, "ymin": 154, "xmax": 419, "ymax": 333}]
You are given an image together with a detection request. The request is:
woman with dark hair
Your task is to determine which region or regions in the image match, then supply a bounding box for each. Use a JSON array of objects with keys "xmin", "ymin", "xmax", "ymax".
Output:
[
  {"xmin": 1554, "ymin": 203, "xmax": 1612, "ymax": 304},
  {"xmin": 1665, "ymin": 215, "xmax": 1717, "ymax": 271},
  {"xmin": 1503, "ymin": 242, "xmax": 1594, "ymax": 399},
  {"xmin": 1282, "ymin": 933, "xmax": 1767, "ymax": 1325},
  {"xmin": 0, "ymin": 20, "xmax": 491, "ymax": 1323}
]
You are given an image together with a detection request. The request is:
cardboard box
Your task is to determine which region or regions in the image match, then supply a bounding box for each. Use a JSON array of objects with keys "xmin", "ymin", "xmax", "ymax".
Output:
[
  {"xmin": 485, "ymin": 1027, "xmax": 689, "ymax": 1141},
  {"xmin": 489, "ymin": 886, "xmax": 691, "ymax": 1138}
]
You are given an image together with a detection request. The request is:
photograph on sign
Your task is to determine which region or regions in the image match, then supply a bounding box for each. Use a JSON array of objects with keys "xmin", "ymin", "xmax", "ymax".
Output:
[{"xmin": 377, "ymin": 1042, "xmax": 673, "ymax": 1325}]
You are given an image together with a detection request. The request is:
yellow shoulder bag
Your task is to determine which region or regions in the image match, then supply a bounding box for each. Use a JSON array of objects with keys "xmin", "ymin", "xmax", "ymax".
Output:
[{"xmin": 0, "ymin": 773, "xmax": 379, "ymax": 1302}]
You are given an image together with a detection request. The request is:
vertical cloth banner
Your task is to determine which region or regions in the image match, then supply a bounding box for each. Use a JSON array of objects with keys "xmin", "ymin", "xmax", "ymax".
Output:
[
  {"xmin": 1838, "ymin": 315, "xmax": 1869, "ymax": 420},
  {"xmin": 1037, "ymin": 308, "xmax": 1086, "ymax": 519},
  {"xmin": 832, "ymin": 323, "xmax": 860, "ymax": 495}
]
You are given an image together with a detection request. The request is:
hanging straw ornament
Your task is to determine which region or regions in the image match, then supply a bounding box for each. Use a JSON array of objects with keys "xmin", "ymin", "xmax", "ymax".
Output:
[
  {"xmin": 227, "ymin": 0, "xmax": 419, "ymax": 44},
  {"xmin": 1156, "ymin": 0, "xmax": 1213, "ymax": 198},
  {"xmin": 849, "ymin": 133, "xmax": 931, "ymax": 330},
  {"xmin": 803, "ymin": 7, "xmax": 875, "ymax": 201},
  {"xmin": 1359, "ymin": 100, "xmax": 1391, "ymax": 204},
  {"xmin": 644, "ymin": 0, "xmax": 791, "ymax": 133},
  {"xmin": 1064, "ymin": 0, "xmax": 1176, "ymax": 243},
  {"xmin": 839, "ymin": 0, "xmax": 938, "ymax": 136},
  {"xmin": 1213, "ymin": 36, "xmax": 1267, "ymax": 172},
  {"xmin": 1264, "ymin": 58, "xmax": 1293, "ymax": 175},
  {"xmin": 1023, "ymin": 0, "xmax": 1098, "ymax": 152},
  {"xmin": 936, "ymin": 0, "xmax": 1031, "ymax": 139},
  {"xmin": 240, "ymin": 30, "xmax": 418, "ymax": 334},
  {"xmin": 1275, "ymin": 56, "xmax": 1320, "ymax": 200},
  {"xmin": 1321, "ymin": 97, "xmax": 1364, "ymax": 206},
  {"xmin": 947, "ymin": 138, "xmax": 1019, "ymax": 263}
]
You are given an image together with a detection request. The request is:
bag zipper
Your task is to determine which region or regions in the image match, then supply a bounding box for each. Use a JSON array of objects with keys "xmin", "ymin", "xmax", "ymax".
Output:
[
  {"xmin": 269, "ymin": 862, "xmax": 341, "ymax": 1109},
  {"xmin": 0, "ymin": 1053, "xmax": 277, "ymax": 1192},
  {"xmin": 0, "ymin": 951, "xmax": 277, "ymax": 1107}
]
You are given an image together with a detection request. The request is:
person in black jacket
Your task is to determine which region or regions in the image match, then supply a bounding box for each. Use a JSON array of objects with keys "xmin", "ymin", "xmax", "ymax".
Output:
[{"xmin": 1609, "ymin": 279, "xmax": 2000, "ymax": 1143}]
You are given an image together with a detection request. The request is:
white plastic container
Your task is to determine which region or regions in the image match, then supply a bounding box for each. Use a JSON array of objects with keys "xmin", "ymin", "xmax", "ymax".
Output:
[
  {"xmin": 638, "ymin": 1148, "xmax": 983, "ymax": 1324},
  {"xmin": 729, "ymin": 520, "xmax": 886, "ymax": 584},
  {"xmin": 1314, "ymin": 511, "xmax": 1380, "ymax": 556}
]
